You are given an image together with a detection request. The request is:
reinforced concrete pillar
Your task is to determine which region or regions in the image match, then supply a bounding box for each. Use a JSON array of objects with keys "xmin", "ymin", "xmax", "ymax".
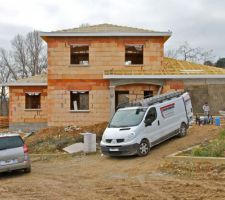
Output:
[{"xmin": 109, "ymin": 85, "xmax": 115, "ymax": 118}]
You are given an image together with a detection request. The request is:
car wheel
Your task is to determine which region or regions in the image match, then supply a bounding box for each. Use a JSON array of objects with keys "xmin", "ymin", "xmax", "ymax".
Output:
[
  {"xmin": 178, "ymin": 123, "xmax": 187, "ymax": 137},
  {"xmin": 137, "ymin": 140, "xmax": 150, "ymax": 156},
  {"xmin": 24, "ymin": 167, "xmax": 31, "ymax": 173}
]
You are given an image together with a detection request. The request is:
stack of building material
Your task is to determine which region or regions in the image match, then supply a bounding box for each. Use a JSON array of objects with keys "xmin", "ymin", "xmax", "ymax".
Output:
[
  {"xmin": 63, "ymin": 133, "xmax": 96, "ymax": 154},
  {"xmin": 0, "ymin": 116, "xmax": 9, "ymax": 128}
]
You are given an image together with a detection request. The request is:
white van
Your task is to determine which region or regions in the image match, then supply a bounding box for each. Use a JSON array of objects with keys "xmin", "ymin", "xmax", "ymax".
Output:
[{"xmin": 100, "ymin": 92, "xmax": 193, "ymax": 156}]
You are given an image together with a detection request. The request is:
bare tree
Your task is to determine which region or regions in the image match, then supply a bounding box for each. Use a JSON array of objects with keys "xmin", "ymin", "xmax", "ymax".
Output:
[
  {"xmin": 0, "ymin": 30, "xmax": 47, "ymax": 82},
  {"xmin": 0, "ymin": 59, "xmax": 11, "ymax": 115},
  {"xmin": 0, "ymin": 47, "xmax": 18, "ymax": 115},
  {"xmin": 166, "ymin": 42, "xmax": 215, "ymax": 64},
  {"xmin": 0, "ymin": 48, "xmax": 18, "ymax": 80},
  {"xmin": 0, "ymin": 30, "xmax": 47, "ymax": 115},
  {"xmin": 11, "ymin": 34, "xmax": 29, "ymax": 78},
  {"xmin": 26, "ymin": 31, "xmax": 47, "ymax": 75},
  {"xmin": 10, "ymin": 31, "xmax": 47, "ymax": 77},
  {"xmin": 165, "ymin": 49, "xmax": 178, "ymax": 59}
]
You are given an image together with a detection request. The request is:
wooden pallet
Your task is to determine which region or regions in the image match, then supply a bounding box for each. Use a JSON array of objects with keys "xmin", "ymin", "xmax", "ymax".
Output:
[{"xmin": 0, "ymin": 116, "xmax": 9, "ymax": 128}]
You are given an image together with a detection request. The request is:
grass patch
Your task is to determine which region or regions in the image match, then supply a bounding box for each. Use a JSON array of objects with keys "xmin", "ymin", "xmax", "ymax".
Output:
[{"xmin": 191, "ymin": 129, "xmax": 225, "ymax": 157}]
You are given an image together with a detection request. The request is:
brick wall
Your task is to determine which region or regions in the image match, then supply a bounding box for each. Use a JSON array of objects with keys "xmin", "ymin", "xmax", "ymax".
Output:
[
  {"xmin": 9, "ymin": 86, "xmax": 47, "ymax": 130},
  {"xmin": 116, "ymin": 84, "xmax": 159, "ymax": 101},
  {"xmin": 47, "ymin": 79, "xmax": 110, "ymax": 126},
  {"xmin": 46, "ymin": 36, "xmax": 164, "ymax": 126},
  {"xmin": 162, "ymin": 80, "xmax": 184, "ymax": 93},
  {"xmin": 47, "ymin": 36, "xmax": 164, "ymax": 80}
]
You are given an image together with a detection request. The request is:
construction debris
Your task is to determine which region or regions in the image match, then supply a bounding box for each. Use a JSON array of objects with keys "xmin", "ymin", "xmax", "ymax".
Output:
[
  {"xmin": 63, "ymin": 133, "xmax": 96, "ymax": 154},
  {"xmin": 23, "ymin": 131, "xmax": 35, "ymax": 138},
  {"xmin": 24, "ymin": 122, "xmax": 107, "ymax": 153},
  {"xmin": 64, "ymin": 125, "xmax": 81, "ymax": 132},
  {"xmin": 63, "ymin": 143, "xmax": 84, "ymax": 154}
]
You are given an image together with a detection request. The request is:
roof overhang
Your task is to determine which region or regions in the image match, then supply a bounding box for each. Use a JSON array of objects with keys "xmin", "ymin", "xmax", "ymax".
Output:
[
  {"xmin": 103, "ymin": 74, "xmax": 225, "ymax": 79},
  {"xmin": 1, "ymin": 83, "xmax": 47, "ymax": 87},
  {"xmin": 39, "ymin": 31, "xmax": 172, "ymax": 37}
]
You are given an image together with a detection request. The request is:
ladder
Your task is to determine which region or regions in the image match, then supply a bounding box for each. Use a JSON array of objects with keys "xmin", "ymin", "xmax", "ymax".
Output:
[{"xmin": 117, "ymin": 91, "xmax": 184, "ymax": 109}]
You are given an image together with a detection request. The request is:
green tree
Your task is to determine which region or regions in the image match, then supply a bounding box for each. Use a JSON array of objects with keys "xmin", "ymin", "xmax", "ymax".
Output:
[
  {"xmin": 215, "ymin": 58, "xmax": 225, "ymax": 68},
  {"xmin": 204, "ymin": 60, "xmax": 214, "ymax": 66}
]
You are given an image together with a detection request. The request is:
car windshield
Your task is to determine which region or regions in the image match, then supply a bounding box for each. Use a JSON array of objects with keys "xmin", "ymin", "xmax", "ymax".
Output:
[
  {"xmin": 109, "ymin": 108, "xmax": 147, "ymax": 128},
  {"xmin": 0, "ymin": 136, "xmax": 24, "ymax": 150}
]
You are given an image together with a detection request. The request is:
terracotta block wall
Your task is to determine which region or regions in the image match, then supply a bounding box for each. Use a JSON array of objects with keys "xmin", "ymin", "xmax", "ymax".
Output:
[
  {"xmin": 47, "ymin": 79, "xmax": 110, "ymax": 126},
  {"xmin": 162, "ymin": 80, "xmax": 184, "ymax": 93},
  {"xmin": 116, "ymin": 84, "xmax": 160, "ymax": 101},
  {"xmin": 46, "ymin": 36, "xmax": 165, "ymax": 127},
  {"xmin": 9, "ymin": 86, "xmax": 48, "ymax": 125},
  {"xmin": 47, "ymin": 36, "xmax": 164, "ymax": 80}
]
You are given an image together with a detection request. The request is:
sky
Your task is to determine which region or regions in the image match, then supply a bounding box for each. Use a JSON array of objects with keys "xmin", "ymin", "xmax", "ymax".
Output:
[{"xmin": 0, "ymin": 0, "xmax": 225, "ymax": 60}]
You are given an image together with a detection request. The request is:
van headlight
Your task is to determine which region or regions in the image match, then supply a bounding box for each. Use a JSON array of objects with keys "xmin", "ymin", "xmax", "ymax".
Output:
[
  {"xmin": 101, "ymin": 134, "xmax": 106, "ymax": 142},
  {"xmin": 126, "ymin": 132, "xmax": 136, "ymax": 141}
]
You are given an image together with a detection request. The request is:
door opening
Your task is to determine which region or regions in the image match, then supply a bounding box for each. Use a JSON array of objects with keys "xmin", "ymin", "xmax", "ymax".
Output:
[{"xmin": 115, "ymin": 91, "xmax": 129, "ymax": 110}]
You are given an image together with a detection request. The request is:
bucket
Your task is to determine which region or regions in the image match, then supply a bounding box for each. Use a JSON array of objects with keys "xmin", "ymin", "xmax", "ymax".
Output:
[{"xmin": 215, "ymin": 117, "xmax": 220, "ymax": 126}]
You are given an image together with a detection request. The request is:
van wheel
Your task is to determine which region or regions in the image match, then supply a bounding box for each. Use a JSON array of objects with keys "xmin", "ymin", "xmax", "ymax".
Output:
[
  {"xmin": 137, "ymin": 140, "xmax": 150, "ymax": 156},
  {"xmin": 178, "ymin": 123, "xmax": 187, "ymax": 137}
]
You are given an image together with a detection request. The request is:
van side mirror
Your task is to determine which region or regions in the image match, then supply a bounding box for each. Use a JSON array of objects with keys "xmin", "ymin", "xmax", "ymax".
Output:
[{"xmin": 144, "ymin": 119, "xmax": 152, "ymax": 127}]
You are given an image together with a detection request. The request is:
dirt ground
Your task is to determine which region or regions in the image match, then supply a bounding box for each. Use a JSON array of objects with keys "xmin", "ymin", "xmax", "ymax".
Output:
[{"xmin": 1, "ymin": 125, "xmax": 225, "ymax": 200}]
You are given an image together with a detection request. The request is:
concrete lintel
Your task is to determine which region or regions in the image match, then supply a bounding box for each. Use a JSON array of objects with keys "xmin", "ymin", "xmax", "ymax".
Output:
[
  {"xmin": 39, "ymin": 31, "xmax": 172, "ymax": 37},
  {"xmin": 104, "ymin": 75, "xmax": 225, "ymax": 79},
  {"xmin": 2, "ymin": 83, "xmax": 47, "ymax": 87},
  {"xmin": 184, "ymin": 78, "xmax": 225, "ymax": 85},
  {"xmin": 109, "ymin": 79, "xmax": 163, "ymax": 87},
  {"xmin": 109, "ymin": 85, "xmax": 115, "ymax": 118}
]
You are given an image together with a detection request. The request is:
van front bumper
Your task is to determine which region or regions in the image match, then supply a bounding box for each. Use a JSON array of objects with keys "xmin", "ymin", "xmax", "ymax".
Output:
[{"xmin": 101, "ymin": 143, "xmax": 139, "ymax": 156}]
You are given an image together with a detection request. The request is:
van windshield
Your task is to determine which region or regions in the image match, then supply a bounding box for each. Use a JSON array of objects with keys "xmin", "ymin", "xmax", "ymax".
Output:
[
  {"xmin": 0, "ymin": 136, "xmax": 24, "ymax": 150},
  {"xmin": 109, "ymin": 108, "xmax": 147, "ymax": 128}
]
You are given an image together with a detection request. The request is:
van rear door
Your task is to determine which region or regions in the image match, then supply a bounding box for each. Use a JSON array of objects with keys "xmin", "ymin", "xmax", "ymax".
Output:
[{"xmin": 182, "ymin": 92, "xmax": 193, "ymax": 123}]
